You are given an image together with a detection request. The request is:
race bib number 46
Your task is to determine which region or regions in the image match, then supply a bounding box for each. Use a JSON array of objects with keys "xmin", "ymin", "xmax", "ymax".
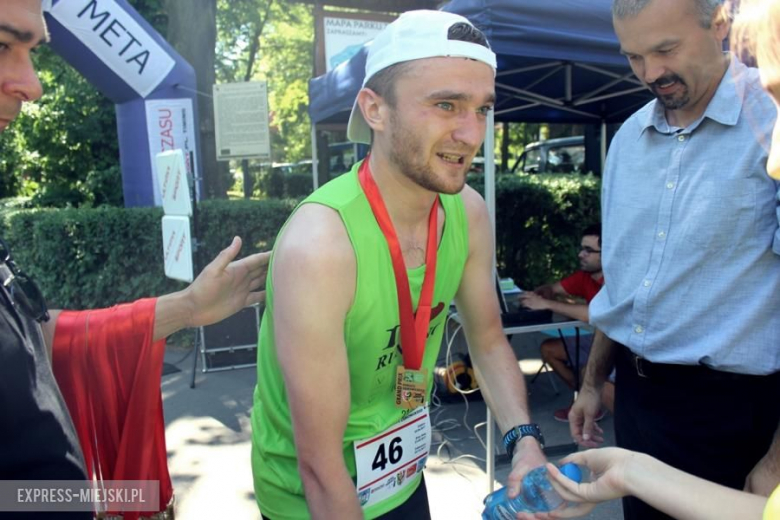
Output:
[{"xmin": 353, "ymin": 407, "xmax": 431, "ymax": 509}]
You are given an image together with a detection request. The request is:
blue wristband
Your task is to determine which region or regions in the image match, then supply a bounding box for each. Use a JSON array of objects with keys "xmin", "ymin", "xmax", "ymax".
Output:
[{"xmin": 503, "ymin": 423, "xmax": 544, "ymax": 457}]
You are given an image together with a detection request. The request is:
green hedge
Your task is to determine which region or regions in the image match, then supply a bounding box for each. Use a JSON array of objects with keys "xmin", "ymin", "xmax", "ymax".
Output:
[
  {"xmin": 0, "ymin": 174, "xmax": 599, "ymax": 308},
  {"xmin": 1, "ymin": 198, "xmax": 297, "ymax": 309},
  {"xmin": 468, "ymin": 173, "xmax": 601, "ymax": 290},
  {"xmin": 257, "ymin": 170, "xmax": 313, "ymax": 199}
]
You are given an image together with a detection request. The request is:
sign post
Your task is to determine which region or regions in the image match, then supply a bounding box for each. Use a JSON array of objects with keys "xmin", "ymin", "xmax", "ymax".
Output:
[
  {"xmin": 155, "ymin": 149, "xmax": 193, "ymax": 282},
  {"xmin": 154, "ymin": 149, "xmax": 205, "ymax": 388},
  {"xmin": 213, "ymin": 81, "xmax": 272, "ymax": 161}
]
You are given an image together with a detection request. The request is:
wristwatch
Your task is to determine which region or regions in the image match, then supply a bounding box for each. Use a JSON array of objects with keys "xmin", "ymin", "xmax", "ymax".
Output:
[{"xmin": 503, "ymin": 423, "xmax": 544, "ymax": 457}]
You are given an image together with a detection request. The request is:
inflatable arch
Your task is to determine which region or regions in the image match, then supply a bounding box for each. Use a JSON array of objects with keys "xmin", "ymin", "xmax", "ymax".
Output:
[{"xmin": 43, "ymin": 0, "xmax": 203, "ymax": 207}]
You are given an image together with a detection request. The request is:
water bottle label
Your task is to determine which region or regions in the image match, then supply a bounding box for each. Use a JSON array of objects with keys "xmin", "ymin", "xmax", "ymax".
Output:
[{"xmin": 353, "ymin": 406, "xmax": 431, "ymax": 509}]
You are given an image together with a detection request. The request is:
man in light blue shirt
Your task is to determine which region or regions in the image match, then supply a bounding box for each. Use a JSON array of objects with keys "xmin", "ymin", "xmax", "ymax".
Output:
[{"xmin": 569, "ymin": 1, "xmax": 780, "ymax": 519}]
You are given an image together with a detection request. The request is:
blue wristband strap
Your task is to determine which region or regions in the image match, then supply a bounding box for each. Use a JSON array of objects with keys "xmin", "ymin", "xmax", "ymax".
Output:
[{"xmin": 503, "ymin": 423, "xmax": 544, "ymax": 457}]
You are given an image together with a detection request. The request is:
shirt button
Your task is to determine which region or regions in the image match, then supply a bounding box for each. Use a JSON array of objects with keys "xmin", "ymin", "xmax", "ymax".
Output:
[
  {"xmin": 635, "ymin": 325, "xmax": 644, "ymax": 333},
  {"xmin": 678, "ymin": 135, "xmax": 686, "ymax": 142},
  {"xmin": 666, "ymin": 182, "xmax": 675, "ymax": 189},
  {"xmin": 643, "ymin": 280, "xmax": 652, "ymax": 287},
  {"xmin": 658, "ymin": 231, "xmax": 666, "ymax": 239}
]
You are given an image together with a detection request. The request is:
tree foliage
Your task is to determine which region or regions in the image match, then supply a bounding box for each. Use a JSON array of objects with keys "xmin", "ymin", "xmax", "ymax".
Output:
[
  {"xmin": 0, "ymin": 46, "xmax": 122, "ymax": 207},
  {"xmin": 262, "ymin": 9, "xmax": 314, "ymax": 162},
  {"xmin": 1, "ymin": 0, "xmax": 315, "ymax": 207},
  {"xmin": 217, "ymin": 0, "xmax": 313, "ymax": 163}
]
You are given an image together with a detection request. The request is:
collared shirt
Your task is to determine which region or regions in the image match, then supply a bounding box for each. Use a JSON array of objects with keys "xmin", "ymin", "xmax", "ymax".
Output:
[{"xmin": 590, "ymin": 56, "xmax": 780, "ymax": 375}]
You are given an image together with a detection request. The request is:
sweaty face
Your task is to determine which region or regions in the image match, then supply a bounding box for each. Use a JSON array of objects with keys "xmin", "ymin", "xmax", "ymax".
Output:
[
  {"xmin": 380, "ymin": 57, "xmax": 495, "ymax": 195},
  {"xmin": 0, "ymin": 0, "xmax": 46, "ymax": 133},
  {"xmin": 614, "ymin": 0, "xmax": 730, "ymax": 123}
]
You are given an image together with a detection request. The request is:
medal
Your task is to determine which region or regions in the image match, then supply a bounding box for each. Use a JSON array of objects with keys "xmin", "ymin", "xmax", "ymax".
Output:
[{"xmin": 358, "ymin": 157, "xmax": 438, "ymax": 410}]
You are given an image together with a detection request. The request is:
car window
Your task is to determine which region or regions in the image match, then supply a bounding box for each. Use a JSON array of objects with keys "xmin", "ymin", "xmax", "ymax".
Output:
[
  {"xmin": 523, "ymin": 148, "xmax": 542, "ymax": 173},
  {"xmin": 546, "ymin": 145, "xmax": 584, "ymax": 173}
]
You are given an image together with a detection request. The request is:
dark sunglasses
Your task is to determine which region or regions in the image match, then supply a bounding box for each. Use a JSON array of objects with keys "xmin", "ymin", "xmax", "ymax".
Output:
[
  {"xmin": 0, "ymin": 238, "xmax": 49, "ymax": 323},
  {"xmin": 580, "ymin": 246, "xmax": 601, "ymax": 254}
]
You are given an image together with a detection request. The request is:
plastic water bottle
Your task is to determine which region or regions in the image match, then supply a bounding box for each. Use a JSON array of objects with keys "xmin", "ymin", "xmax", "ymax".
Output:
[{"xmin": 481, "ymin": 463, "xmax": 582, "ymax": 519}]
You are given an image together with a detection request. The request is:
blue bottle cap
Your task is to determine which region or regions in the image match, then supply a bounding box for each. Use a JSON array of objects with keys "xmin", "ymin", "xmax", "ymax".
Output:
[{"xmin": 559, "ymin": 463, "xmax": 582, "ymax": 483}]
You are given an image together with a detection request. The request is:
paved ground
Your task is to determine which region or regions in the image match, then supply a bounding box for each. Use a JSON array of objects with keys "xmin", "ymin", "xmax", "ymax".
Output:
[{"xmin": 162, "ymin": 324, "xmax": 623, "ymax": 519}]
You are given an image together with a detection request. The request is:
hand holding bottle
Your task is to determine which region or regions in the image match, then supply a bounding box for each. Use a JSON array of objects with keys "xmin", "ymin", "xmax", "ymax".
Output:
[
  {"xmin": 538, "ymin": 447, "xmax": 770, "ymax": 520},
  {"xmin": 482, "ymin": 463, "xmax": 582, "ymax": 519},
  {"xmin": 554, "ymin": 448, "xmax": 632, "ymax": 497},
  {"xmin": 501, "ymin": 451, "xmax": 624, "ymax": 520}
]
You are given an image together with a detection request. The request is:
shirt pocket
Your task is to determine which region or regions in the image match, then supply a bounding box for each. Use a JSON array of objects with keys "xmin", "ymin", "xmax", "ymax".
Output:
[{"xmin": 680, "ymin": 178, "xmax": 757, "ymax": 249}]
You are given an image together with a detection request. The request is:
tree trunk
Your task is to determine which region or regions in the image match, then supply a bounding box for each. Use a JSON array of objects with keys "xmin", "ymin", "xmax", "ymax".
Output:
[
  {"xmin": 237, "ymin": 1, "xmax": 273, "ymax": 200},
  {"xmin": 242, "ymin": 159, "xmax": 253, "ymax": 198},
  {"xmin": 500, "ymin": 122, "xmax": 510, "ymax": 173},
  {"xmin": 163, "ymin": 0, "xmax": 228, "ymax": 199}
]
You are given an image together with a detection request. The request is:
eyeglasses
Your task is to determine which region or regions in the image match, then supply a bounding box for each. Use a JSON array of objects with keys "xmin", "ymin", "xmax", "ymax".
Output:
[
  {"xmin": 0, "ymin": 238, "xmax": 49, "ymax": 323},
  {"xmin": 580, "ymin": 247, "xmax": 601, "ymax": 255}
]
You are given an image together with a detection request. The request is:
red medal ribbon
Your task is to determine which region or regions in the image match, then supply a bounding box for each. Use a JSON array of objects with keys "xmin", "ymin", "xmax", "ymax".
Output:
[{"xmin": 358, "ymin": 157, "xmax": 439, "ymax": 371}]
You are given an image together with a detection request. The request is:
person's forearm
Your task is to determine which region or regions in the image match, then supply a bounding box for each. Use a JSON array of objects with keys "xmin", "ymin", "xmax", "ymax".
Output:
[
  {"xmin": 746, "ymin": 421, "xmax": 780, "ymax": 495},
  {"xmin": 300, "ymin": 464, "xmax": 364, "ymax": 520},
  {"xmin": 765, "ymin": 424, "xmax": 780, "ymax": 465},
  {"xmin": 152, "ymin": 290, "xmax": 195, "ymax": 342},
  {"xmin": 470, "ymin": 335, "xmax": 532, "ymax": 434},
  {"xmin": 581, "ymin": 329, "xmax": 615, "ymax": 390},
  {"xmin": 534, "ymin": 284, "xmax": 556, "ymax": 300},
  {"xmin": 543, "ymin": 300, "xmax": 589, "ymax": 322},
  {"xmin": 626, "ymin": 453, "xmax": 767, "ymax": 520},
  {"xmin": 43, "ymin": 293, "xmax": 195, "ymax": 358}
]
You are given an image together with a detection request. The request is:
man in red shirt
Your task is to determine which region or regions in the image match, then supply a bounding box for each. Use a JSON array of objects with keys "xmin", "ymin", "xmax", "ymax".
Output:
[{"xmin": 519, "ymin": 224, "xmax": 613, "ymax": 420}]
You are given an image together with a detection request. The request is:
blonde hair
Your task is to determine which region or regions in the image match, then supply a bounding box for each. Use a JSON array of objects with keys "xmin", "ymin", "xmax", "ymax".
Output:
[{"xmin": 731, "ymin": 0, "xmax": 780, "ymax": 69}]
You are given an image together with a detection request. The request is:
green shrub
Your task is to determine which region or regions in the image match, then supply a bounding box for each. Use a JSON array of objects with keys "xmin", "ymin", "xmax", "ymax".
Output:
[
  {"xmin": 467, "ymin": 173, "xmax": 601, "ymax": 290},
  {"xmin": 0, "ymin": 173, "xmax": 598, "ymax": 309},
  {"xmin": 195, "ymin": 198, "xmax": 297, "ymax": 258},
  {"xmin": 285, "ymin": 172, "xmax": 313, "ymax": 198},
  {"xmin": 257, "ymin": 168, "xmax": 312, "ymax": 199},
  {"xmin": 1, "ymin": 199, "xmax": 296, "ymax": 309},
  {"xmin": 259, "ymin": 168, "xmax": 286, "ymax": 199},
  {"xmin": 0, "ymin": 197, "xmax": 32, "ymax": 236}
]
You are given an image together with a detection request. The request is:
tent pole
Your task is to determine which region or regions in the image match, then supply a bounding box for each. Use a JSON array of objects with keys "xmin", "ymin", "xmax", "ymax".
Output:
[
  {"xmin": 601, "ymin": 122, "xmax": 607, "ymax": 172},
  {"xmin": 485, "ymin": 113, "xmax": 496, "ymax": 227},
  {"xmin": 311, "ymin": 125, "xmax": 319, "ymax": 191},
  {"xmin": 484, "ymin": 109, "xmax": 497, "ymax": 494}
]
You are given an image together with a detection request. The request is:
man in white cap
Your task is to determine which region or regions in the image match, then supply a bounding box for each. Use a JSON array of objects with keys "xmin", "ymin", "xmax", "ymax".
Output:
[{"xmin": 251, "ymin": 10, "xmax": 547, "ymax": 519}]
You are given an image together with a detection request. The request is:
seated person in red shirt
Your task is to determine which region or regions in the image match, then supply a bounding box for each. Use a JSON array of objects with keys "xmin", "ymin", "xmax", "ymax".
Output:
[{"xmin": 519, "ymin": 224, "xmax": 614, "ymax": 421}]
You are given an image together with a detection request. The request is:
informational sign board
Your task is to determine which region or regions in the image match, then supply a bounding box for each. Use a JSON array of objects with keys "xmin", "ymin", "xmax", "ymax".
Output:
[
  {"xmin": 161, "ymin": 215, "xmax": 193, "ymax": 283},
  {"xmin": 145, "ymin": 99, "xmax": 199, "ymax": 204},
  {"xmin": 213, "ymin": 82, "xmax": 271, "ymax": 161},
  {"xmin": 323, "ymin": 16, "xmax": 388, "ymax": 72},
  {"xmin": 155, "ymin": 150, "xmax": 192, "ymax": 217},
  {"xmin": 47, "ymin": 0, "xmax": 175, "ymax": 98}
]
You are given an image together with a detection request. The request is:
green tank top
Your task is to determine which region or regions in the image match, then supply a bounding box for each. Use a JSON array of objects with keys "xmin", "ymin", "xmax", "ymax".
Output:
[{"xmin": 251, "ymin": 161, "xmax": 469, "ymax": 519}]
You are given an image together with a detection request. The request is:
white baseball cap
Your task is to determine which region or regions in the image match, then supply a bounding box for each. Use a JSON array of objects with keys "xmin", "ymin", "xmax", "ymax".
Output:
[{"xmin": 346, "ymin": 10, "xmax": 497, "ymax": 144}]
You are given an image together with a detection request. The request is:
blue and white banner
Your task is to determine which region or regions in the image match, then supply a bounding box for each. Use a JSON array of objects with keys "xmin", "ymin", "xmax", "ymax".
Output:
[
  {"xmin": 47, "ymin": 0, "xmax": 175, "ymax": 98},
  {"xmin": 45, "ymin": 0, "xmax": 202, "ymax": 207},
  {"xmin": 146, "ymin": 99, "xmax": 199, "ymax": 203}
]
